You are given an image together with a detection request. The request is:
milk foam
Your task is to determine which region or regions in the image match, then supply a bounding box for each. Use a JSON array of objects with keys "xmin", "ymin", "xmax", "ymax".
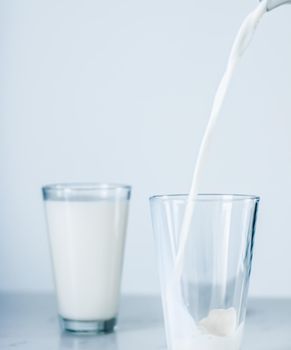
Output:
[{"xmin": 199, "ymin": 308, "xmax": 237, "ymax": 337}]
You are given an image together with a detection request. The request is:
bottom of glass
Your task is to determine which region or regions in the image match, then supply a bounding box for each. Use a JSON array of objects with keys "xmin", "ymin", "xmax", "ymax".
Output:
[{"xmin": 60, "ymin": 316, "xmax": 116, "ymax": 334}]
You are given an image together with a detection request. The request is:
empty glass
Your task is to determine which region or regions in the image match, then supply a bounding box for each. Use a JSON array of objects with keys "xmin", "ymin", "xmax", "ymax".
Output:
[{"xmin": 150, "ymin": 194, "xmax": 259, "ymax": 350}]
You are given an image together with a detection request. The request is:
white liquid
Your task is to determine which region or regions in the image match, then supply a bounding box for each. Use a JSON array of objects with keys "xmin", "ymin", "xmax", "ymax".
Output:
[
  {"xmin": 199, "ymin": 308, "xmax": 237, "ymax": 337},
  {"xmin": 176, "ymin": 0, "xmax": 267, "ymax": 276},
  {"xmin": 45, "ymin": 200, "xmax": 129, "ymax": 321},
  {"xmin": 167, "ymin": 1, "xmax": 267, "ymax": 349},
  {"xmin": 173, "ymin": 323, "xmax": 244, "ymax": 350}
]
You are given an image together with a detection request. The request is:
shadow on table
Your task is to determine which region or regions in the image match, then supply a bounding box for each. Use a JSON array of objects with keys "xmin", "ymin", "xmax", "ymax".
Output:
[
  {"xmin": 57, "ymin": 296, "xmax": 164, "ymax": 350},
  {"xmin": 118, "ymin": 295, "xmax": 163, "ymax": 331},
  {"xmin": 59, "ymin": 332, "xmax": 119, "ymax": 350}
]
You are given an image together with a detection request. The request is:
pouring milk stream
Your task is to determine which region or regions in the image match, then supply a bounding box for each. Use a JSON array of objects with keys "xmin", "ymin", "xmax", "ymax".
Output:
[
  {"xmin": 175, "ymin": 0, "xmax": 267, "ymax": 283},
  {"xmin": 166, "ymin": 0, "xmax": 290, "ymax": 349}
]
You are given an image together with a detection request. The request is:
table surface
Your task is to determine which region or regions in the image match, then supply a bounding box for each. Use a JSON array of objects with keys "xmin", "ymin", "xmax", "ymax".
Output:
[{"xmin": 0, "ymin": 294, "xmax": 290, "ymax": 350}]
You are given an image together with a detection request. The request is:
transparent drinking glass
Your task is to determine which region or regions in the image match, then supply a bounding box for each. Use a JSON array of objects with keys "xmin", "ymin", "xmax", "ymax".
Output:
[
  {"xmin": 150, "ymin": 194, "xmax": 260, "ymax": 350},
  {"xmin": 42, "ymin": 183, "xmax": 131, "ymax": 334}
]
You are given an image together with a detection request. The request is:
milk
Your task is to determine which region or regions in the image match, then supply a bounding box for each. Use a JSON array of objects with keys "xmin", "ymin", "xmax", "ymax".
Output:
[
  {"xmin": 44, "ymin": 199, "xmax": 129, "ymax": 321},
  {"xmin": 172, "ymin": 324, "xmax": 244, "ymax": 350},
  {"xmin": 165, "ymin": 292, "xmax": 244, "ymax": 350},
  {"xmin": 176, "ymin": 0, "xmax": 267, "ymax": 276},
  {"xmin": 166, "ymin": 1, "xmax": 268, "ymax": 349}
]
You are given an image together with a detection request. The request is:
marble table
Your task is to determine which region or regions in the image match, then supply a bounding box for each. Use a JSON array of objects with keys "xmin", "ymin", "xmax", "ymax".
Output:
[{"xmin": 0, "ymin": 294, "xmax": 290, "ymax": 349}]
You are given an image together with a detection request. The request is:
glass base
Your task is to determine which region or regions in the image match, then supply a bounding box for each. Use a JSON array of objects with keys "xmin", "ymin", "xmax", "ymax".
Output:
[{"xmin": 60, "ymin": 316, "xmax": 116, "ymax": 334}]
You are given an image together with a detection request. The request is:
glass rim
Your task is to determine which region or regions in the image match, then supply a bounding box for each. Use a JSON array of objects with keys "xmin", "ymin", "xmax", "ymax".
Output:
[
  {"xmin": 149, "ymin": 193, "xmax": 260, "ymax": 202},
  {"xmin": 42, "ymin": 182, "xmax": 131, "ymax": 192}
]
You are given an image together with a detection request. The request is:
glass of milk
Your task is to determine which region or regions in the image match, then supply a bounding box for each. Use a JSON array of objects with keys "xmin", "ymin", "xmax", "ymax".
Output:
[
  {"xmin": 150, "ymin": 194, "xmax": 259, "ymax": 350},
  {"xmin": 43, "ymin": 183, "xmax": 131, "ymax": 334}
]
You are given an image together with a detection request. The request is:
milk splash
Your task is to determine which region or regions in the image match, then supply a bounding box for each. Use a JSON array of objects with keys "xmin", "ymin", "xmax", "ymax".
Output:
[{"xmin": 167, "ymin": 1, "xmax": 268, "ymax": 348}]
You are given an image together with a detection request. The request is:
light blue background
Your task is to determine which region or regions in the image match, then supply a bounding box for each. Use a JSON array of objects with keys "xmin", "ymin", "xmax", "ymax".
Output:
[{"xmin": 0, "ymin": 0, "xmax": 291, "ymax": 296}]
